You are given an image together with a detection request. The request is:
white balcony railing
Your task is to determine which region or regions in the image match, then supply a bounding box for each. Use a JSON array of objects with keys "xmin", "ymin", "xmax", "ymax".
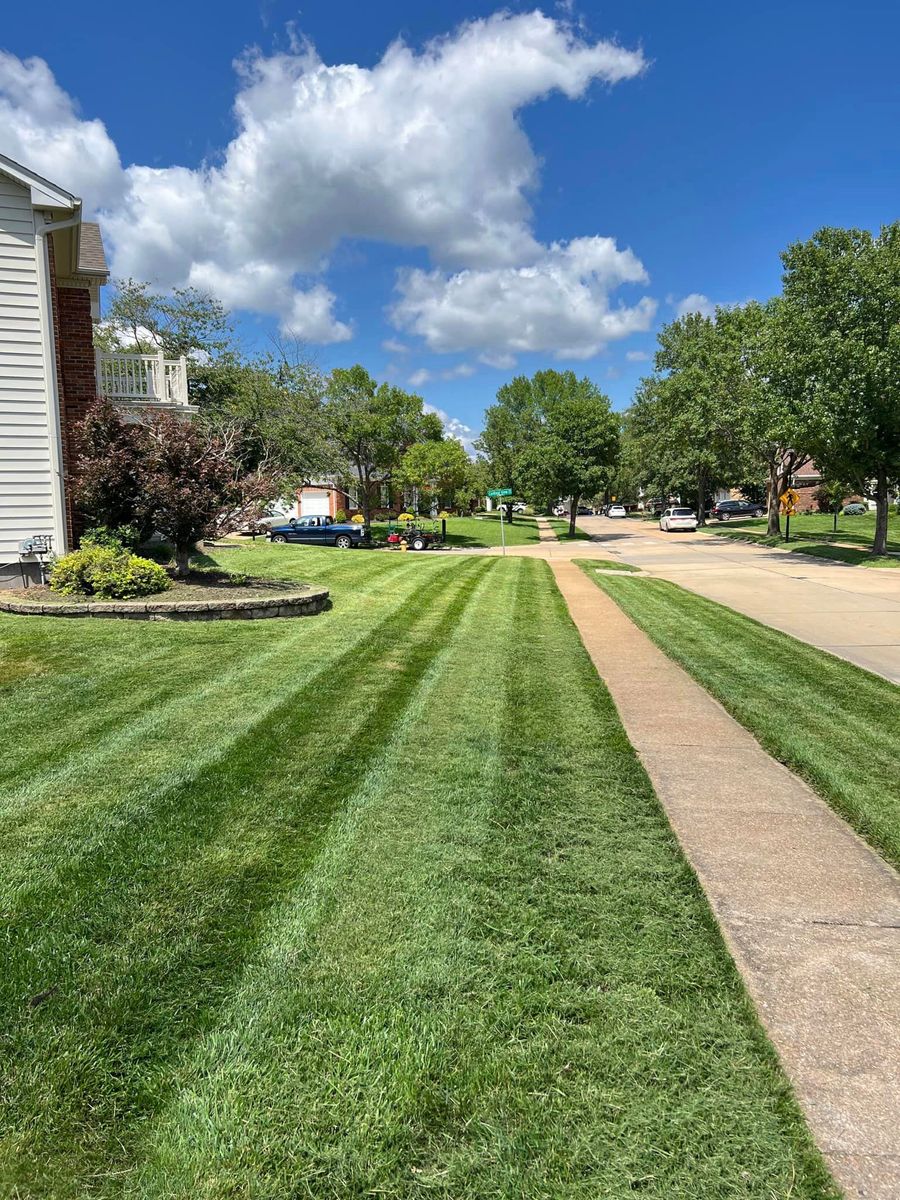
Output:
[{"xmin": 96, "ymin": 351, "xmax": 192, "ymax": 410}]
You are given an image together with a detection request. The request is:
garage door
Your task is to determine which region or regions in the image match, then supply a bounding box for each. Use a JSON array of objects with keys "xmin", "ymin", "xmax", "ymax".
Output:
[{"xmin": 301, "ymin": 491, "xmax": 330, "ymax": 517}]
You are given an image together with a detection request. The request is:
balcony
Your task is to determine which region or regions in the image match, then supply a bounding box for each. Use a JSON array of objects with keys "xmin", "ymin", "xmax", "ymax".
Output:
[{"xmin": 96, "ymin": 351, "xmax": 196, "ymax": 415}]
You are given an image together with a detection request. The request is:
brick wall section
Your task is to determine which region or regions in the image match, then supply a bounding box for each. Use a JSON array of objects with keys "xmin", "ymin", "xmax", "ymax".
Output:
[{"xmin": 49, "ymin": 234, "xmax": 99, "ymax": 547}]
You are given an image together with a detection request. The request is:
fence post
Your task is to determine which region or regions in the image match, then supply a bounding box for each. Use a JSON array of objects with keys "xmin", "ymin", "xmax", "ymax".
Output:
[
  {"xmin": 94, "ymin": 348, "xmax": 103, "ymax": 398},
  {"xmin": 179, "ymin": 356, "xmax": 188, "ymax": 405},
  {"xmin": 156, "ymin": 350, "xmax": 166, "ymax": 400}
]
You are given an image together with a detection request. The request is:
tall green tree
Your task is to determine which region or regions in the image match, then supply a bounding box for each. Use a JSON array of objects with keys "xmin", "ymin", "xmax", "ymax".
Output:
[
  {"xmin": 711, "ymin": 300, "xmax": 813, "ymax": 535},
  {"xmin": 512, "ymin": 371, "xmax": 619, "ymax": 536},
  {"xmin": 95, "ymin": 278, "xmax": 232, "ymax": 361},
  {"xmin": 323, "ymin": 366, "xmax": 431, "ymax": 526},
  {"xmin": 192, "ymin": 352, "xmax": 330, "ymax": 490},
  {"xmin": 780, "ymin": 224, "xmax": 900, "ymax": 555},
  {"xmin": 396, "ymin": 438, "xmax": 473, "ymax": 512},
  {"xmin": 651, "ymin": 312, "xmax": 751, "ymax": 524},
  {"xmin": 475, "ymin": 375, "xmax": 542, "ymax": 520}
]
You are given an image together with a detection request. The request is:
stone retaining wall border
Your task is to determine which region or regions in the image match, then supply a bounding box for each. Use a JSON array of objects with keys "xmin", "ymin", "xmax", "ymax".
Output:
[{"xmin": 0, "ymin": 587, "xmax": 330, "ymax": 621}]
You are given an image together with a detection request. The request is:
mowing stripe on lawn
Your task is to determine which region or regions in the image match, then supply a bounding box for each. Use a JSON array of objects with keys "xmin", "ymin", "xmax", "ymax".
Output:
[
  {"xmin": 113, "ymin": 560, "xmax": 834, "ymax": 1199},
  {"xmin": 577, "ymin": 564, "xmax": 900, "ymax": 871},
  {"xmin": 0, "ymin": 556, "xmax": 462, "ymax": 879},
  {"xmin": 0, "ymin": 551, "xmax": 408, "ymax": 791},
  {"xmin": 0, "ymin": 557, "xmax": 495, "ymax": 1196},
  {"xmin": 1, "ymin": 549, "xmax": 839, "ymax": 1198}
]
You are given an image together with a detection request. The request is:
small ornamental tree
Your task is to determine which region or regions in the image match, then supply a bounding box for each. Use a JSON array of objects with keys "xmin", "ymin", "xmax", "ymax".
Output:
[
  {"xmin": 74, "ymin": 400, "xmax": 151, "ymax": 541},
  {"xmin": 74, "ymin": 402, "xmax": 284, "ymax": 577},
  {"xmin": 139, "ymin": 414, "xmax": 284, "ymax": 575}
]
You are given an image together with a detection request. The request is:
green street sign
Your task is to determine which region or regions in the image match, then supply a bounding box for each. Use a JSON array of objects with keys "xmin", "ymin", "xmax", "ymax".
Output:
[{"xmin": 487, "ymin": 488, "xmax": 513, "ymax": 498}]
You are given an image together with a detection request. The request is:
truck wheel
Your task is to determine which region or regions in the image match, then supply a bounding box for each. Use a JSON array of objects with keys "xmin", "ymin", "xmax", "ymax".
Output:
[
  {"xmin": 411, "ymin": 536, "xmax": 427, "ymax": 551},
  {"xmin": 335, "ymin": 535, "xmax": 353, "ymax": 549},
  {"xmin": 271, "ymin": 534, "xmax": 287, "ymax": 543}
]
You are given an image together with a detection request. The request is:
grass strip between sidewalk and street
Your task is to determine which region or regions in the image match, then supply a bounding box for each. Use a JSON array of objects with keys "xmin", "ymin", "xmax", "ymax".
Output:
[
  {"xmin": 712, "ymin": 528, "xmax": 900, "ymax": 567},
  {"xmin": 0, "ymin": 544, "xmax": 838, "ymax": 1198},
  {"xmin": 577, "ymin": 562, "xmax": 900, "ymax": 872}
]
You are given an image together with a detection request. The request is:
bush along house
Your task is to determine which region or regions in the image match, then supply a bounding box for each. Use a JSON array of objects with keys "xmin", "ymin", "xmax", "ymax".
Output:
[{"xmin": 0, "ymin": 154, "xmax": 193, "ymax": 587}]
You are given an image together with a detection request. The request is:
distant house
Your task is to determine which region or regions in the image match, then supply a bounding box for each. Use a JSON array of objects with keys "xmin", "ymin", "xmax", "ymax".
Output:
[
  {"xmin": 0, "ymin": 154, "xmax": 193, "ymax": 586},
  {"xmin": 296, "ymin": 479, "xmax": 404, "ymax": 518},
  {"xmin": 790, "ymin": 458, "xmax": 824, "ymax": 511},
  {"xmin": 297, "ymin": 480, "xmax": 354, "ymax": 519}
]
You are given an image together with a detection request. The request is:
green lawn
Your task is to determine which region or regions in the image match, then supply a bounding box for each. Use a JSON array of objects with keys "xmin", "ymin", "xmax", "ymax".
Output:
[
  {"xmin": 0, "ymin": 543, "xmax": 837, "ymax": 1198},
  {"xmin": 587, "ymin": 559, "xmax": 641, "ymax": 572},
  {"xmin": 546, "ymin": 517, "xmax": 592, "ymax": 541},
  {"xmin": 578, "ymin": 563, "xmax": 900, "ymax": 871},
  {"xmin": 712, "ymin": 527, "xmax": 900, "ymax": 567},
  {"xmin": 710, "ymin": 509, "xmax": 900, "ymax": 555}
]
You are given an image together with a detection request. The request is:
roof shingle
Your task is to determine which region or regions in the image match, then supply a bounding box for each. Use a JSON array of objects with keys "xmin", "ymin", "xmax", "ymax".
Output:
[{"xmin": 77, "ymin": 222, "xmax": 108, "ymax": 275}]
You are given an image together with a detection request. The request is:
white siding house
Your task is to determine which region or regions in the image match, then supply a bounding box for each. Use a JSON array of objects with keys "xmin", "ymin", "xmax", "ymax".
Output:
[
  {"xmin": 0, "ymin": 153, "xmax": 194, "ymax": 586},
  {"xmin": 0, "ymin": 165, "xmax": 67, "ymax": 568}
]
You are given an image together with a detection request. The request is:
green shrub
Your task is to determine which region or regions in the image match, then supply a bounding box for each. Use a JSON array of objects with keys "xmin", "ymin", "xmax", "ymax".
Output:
[
  {"xmin": 81, "ymin": 524, "xmax": 141, "ymax": 551},
  {"xmin": 334, "ymin": 508, "xmax": 347, "ymax": 523},
  {"xmin": 50, "ymin": 546, "xmax": 114, "ymax": 596},
  {"xmin": 50, "ymin": 547, "xmax": 171, "ymax": 600},
  {"xmin": 90, "ymin": 554, "xmax": 171, "ymax": 599}
]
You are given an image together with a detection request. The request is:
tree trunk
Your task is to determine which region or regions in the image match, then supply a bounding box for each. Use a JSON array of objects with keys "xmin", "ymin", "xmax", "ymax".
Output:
[
  {"xmin": 569, "ymin": 496, "xmax": 578, "ymax": 538},
  {"xmin": 696, "ymin": 474, "xmax": 706, "ymax": 526},
  {"xmin": 359, "ymin": 472, "xmax": 372, "ymax": 527},
  {"xmin": 766, "ymin": 461, "xmax": 781, "ymax": 536},
  {"xmin": 174, "ymin": 545, "xmax": 191, "ymax": 577},
  {"xmin": 873, "ymin": 468, "xmax": 889, "ymax": 556}
]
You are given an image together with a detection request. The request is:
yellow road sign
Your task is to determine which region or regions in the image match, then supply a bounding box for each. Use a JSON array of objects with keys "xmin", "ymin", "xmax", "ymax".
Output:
[{"xmin": 779, "ymin": 488, "xmax": 800, "ymax": 516}]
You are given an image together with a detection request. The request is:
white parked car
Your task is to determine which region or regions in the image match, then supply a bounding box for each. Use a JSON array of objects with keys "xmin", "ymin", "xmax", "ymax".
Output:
[
  {"xmin": 607, "ymin": 504, "xmax": 628, "ymax": 518},
  {"xmin": 660, "ymin": 506, "xmax": 698, "ymax": 532}
]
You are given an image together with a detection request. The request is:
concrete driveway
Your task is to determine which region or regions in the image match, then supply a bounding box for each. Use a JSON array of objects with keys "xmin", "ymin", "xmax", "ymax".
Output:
[{"xmin": 574, "ymin": 516, "xmax": 900, "ymax": 683}]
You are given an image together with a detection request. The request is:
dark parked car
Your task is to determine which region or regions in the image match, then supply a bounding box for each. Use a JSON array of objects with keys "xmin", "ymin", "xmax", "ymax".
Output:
[
  {"xmin": 711, "ymin": 499, "xmax": 765, "ymax": 521},
  {"xmin": 269, "ymin": 515, "xmax": 369, "ymax": 548}
]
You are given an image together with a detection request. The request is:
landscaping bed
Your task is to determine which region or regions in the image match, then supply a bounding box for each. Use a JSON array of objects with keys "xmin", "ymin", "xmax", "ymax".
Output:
[{"xmin": 0, "ymin": 572, "xmax": 329, "ymax": 620}]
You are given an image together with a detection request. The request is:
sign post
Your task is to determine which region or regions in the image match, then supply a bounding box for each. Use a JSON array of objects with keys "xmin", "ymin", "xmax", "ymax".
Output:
[
  {"xmin": 779, "ymin": 488, "xmax": 799, "ymax": 542},
  {"xmin": 487, "ymin": 488, "xmax": 513, "ymax": 556}
]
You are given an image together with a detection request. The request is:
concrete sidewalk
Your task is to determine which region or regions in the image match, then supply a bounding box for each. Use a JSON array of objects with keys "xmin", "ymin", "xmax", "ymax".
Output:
[
  {"xmin": 552, "ymin": 559, "xmax": 900, "ymax": 1200},
  {"xmin": 534, "ymin": 515, "xmax": 558, "ymax": 543}
]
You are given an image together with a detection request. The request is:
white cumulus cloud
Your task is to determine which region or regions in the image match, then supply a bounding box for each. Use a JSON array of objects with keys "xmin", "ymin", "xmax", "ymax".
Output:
[
  {"xmin": 391, "ymin": 237, "xmax": 656, "ymax": 360},
  {"xmin": 671, "ymin": 292, "xmax": 715, "ymax": 318},
  {"xmin": 0, "ymin": 13, "xmax": 648, "ymax": 352},
  {"xmin": 424, "ymin": 403, "xmax": 478, "ymax": 456},
  {"xmin": 0, "ymin": 52, "xmax": 123, "ymax": 209}
]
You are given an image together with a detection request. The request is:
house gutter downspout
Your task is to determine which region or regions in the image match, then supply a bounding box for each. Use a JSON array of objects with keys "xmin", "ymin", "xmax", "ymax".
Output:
[{"xmin": 34, "ymin": 205, "xmax": 83, "ymax": 556}]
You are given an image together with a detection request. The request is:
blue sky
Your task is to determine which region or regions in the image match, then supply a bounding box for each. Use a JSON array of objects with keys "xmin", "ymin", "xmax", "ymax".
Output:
[{"xmin": 2, "ymin": 0, "xmax": 898, "ymax": 446}]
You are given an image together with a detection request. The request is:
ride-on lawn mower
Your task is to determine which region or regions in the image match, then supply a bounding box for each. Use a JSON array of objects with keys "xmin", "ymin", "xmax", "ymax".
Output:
[{"xmin": 385, "ymin": 517, "xmax": 445, "ymax": 551}]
